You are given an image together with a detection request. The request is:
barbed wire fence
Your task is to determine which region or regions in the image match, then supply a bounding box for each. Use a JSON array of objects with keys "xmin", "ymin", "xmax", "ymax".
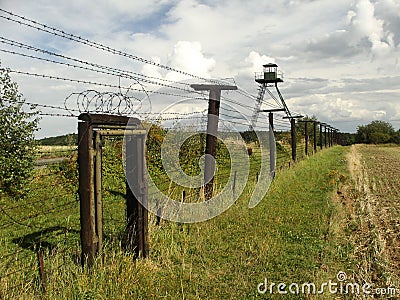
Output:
[{"xmin": 0, "ymin": 8, "xmax": 340, "ymax": 295}]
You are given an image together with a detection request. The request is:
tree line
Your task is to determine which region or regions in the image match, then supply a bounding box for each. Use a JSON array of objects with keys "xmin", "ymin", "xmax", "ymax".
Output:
[{"xmin": 355, "ymin": 120, "xmax": 400, "ymax": 144}]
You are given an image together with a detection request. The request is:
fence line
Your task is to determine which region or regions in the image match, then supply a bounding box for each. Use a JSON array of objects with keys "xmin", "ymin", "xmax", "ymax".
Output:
[{"xmin": 0, "ymin": 8, "xmax": 341, "ymax": 293}]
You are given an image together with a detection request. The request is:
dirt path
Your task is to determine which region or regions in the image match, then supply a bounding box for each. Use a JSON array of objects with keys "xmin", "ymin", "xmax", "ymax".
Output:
[{"xmin": 347, "ymin": 144, "xmax": 400, "ymax": 292}]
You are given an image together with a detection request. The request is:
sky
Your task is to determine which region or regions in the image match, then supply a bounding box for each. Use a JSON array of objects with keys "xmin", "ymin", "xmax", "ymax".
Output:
[{"xmin": 0, "ymin": 0, "xmax": 399, "ymax": 138}]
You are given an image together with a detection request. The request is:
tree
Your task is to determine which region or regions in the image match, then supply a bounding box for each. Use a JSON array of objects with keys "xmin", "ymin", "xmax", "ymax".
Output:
[
  {"xmin": 356, "ymin": 120, "xmax": 395, "ymax": 144},
  {"xmin": 0, "ymin": 64, "xmax": 40, "ymax": 197}
]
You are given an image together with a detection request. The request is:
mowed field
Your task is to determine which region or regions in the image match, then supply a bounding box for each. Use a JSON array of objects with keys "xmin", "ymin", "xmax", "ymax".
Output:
[{"xmin": 347, "ymin": 144, "xmax": 400, "ymax": 291}]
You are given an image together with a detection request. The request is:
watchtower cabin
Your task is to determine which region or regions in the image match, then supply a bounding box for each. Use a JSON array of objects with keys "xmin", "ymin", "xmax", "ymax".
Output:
[{"xmin": 255, "ymin": 63, "xmax": 283, "ymax": 84}]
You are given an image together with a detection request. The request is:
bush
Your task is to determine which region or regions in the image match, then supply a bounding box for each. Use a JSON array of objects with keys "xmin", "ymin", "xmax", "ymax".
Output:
[{"xmin": 0, "ymin": 65, "xmax": 40, "ymax": 197}]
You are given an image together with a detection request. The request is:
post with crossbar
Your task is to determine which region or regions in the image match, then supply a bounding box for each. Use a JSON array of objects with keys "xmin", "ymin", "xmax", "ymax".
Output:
[
  {"xmin": 78, "ymin": 121, "xmax": 96, "ymax": 267},
  {"xmin": 190, "ymin": 84, "xmax": 237, "ymax": 200},
  {"xmin": 125, "ymin": 133, "xmax": 148, "ymax": 258}
]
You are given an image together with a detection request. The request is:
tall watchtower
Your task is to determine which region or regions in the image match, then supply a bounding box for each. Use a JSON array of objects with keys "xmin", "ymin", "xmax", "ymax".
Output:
[
  {"xmin": 250, "ymin": 63, "xmax": 291, "ymax": 131},
  {"xmin": 255, "ymin": 63, "xmax": 283, "ymax": 84}
]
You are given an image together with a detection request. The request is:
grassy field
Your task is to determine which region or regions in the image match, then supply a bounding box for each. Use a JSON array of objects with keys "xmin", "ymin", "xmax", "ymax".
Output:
[
  {"xmin": 0, "ymin": 146, "xmax": 356, "ymax": 299},
  {"xmin": 36, "ymin": 145, "xmax": 77, "ymax": 159},
  {"xmin": 346, "ymin": 144, "xmax": 400, "ymax": 293}
]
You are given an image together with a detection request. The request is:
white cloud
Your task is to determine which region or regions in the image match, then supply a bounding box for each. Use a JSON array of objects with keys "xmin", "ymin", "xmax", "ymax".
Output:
[
  {"xmin": 166, "ymin": 41, "xmax": 215, "ymax": 81},
  {"xmin": 349, "ymin": 0, "xmax": 391, "ymax": 56},
  {"xmin": 243, "ymin": 51, "xmax": 276, "ymax": 75},
  {"xmin": 1, "ymin": 0, "xmax": 400, "ymax": 136}
]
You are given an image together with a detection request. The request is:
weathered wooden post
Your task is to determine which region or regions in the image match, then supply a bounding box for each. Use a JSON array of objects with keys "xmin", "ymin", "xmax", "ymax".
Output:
[
  {"xmin": 78, "ymin": 120, "xmax": 96, "ymax": 267},
  {"xmin": 94, "ymin": 131, "xmax": 103, "ymax": 252},
  {"xmin": 37, "ymin": 250, "xmax": 46, "ymax": 293},
  {"xmin": 125, "ymin": 133, "xmax": 148, "ymax": 258},
  {"xmin": 190, "ymin": 84, "xmax": 237, "ymax": 200},
  {"xmin": 78, "ymin": 113, "xmax": 145, "ymax": 266}
]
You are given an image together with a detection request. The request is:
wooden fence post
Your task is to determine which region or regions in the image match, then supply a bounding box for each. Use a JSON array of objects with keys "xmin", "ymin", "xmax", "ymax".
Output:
[
  {"xmin": 78, "ymin": 121, "xmax": 96, "ymax": 267},
  {"xmin": 125, "ymin": 134, "xmax": 148, "ymax": 258},
  {"xmin": 37, "ymin": 250, "xmax": 46, "ymax": 293},
  {"xmin": 94, "ymin": 131, "xmax": 103, "ymax": 252}
]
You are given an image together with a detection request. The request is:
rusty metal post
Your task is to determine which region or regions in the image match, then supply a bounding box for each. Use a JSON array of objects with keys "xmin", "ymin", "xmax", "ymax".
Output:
[
  {"xmin": 204, "ymin": 89, "xmax": 220, "ymax": 200},
  {"xmin": 78, "ymin": 121, "xmax": 96, "ymax": 267},
  {"xmin": 94, "ymin": 132, "xmax": 103, "ymax": 252},
  {"xmin": 304, "ymin": 121, "xmax": 309, "ymax": 156},
  {"xmin": 290, "ymin": 118, "xmax": 296, "ymax": 162},
  {"xmin": 313, "ymin": 121, "xmax": 317, "ymax": 153},
  {"xmin": 125, "ymin": 134, "xmax": 148, "ymax": 258},
  {"xmin": 319, "ymin": 124, "xmax": 323, "ymax": 150},
  {"xmin": 190, "ymin": 84, "xmax": 237, "ymax": 200},
  {"xmin": 269, "ymin": 112, "xmax": 276, "ymax": 178}
]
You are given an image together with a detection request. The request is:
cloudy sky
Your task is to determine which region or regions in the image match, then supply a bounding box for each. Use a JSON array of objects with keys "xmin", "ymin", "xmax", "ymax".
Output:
[{"xmin": 1, "ymin": 0, "xmax": 399, "ymax": 137}]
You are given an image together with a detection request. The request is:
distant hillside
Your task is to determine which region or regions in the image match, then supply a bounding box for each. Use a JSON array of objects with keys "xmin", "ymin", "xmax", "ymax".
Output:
[{"xmin": 38, "ymin": 133, "xmax": 77, "ymax": 146}]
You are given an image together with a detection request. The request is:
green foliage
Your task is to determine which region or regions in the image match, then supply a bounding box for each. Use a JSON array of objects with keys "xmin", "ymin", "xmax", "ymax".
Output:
[
  {"xmin": 145, "ymin": 123, "xmax": 166, "ymax": 178},
  {"xmin": 0, "ymin": 65, "xmax": 40, "ymax": 197},
  {"xmin": 50, "ymin": 156, "xmax": 78, "ymax": 188},
  {"xmin": 356, "ymin": 120, "xmax": 396, "ymax": 144},
  {"xmin": 102, "ymin": 138, "xmax": 125, "ymax": 195},
  {"xmin": 296, "ymin": 115, "xmax": 318, "ymax": 135},
  {"xmin": 338, "ymin": 132, "xmax": 356, "ymax": 146},
  {"xmin": 240, "ymin": 130, "xmax": 257, "ymax": 143}
]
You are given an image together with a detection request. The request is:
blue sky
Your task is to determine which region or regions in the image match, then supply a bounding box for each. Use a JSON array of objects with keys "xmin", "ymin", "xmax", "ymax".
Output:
[{"xmin": 1, "ymin": 0, "xmax": 400, "ymax": 137}]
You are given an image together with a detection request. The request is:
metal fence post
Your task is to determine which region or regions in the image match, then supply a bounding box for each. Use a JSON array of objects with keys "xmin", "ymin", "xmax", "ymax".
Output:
[
  {"xmin": 290, "ymin": 118, "xmax": 296, "ymax": 162},
  {"xmin": 319, "ymin": 124, "xmax": 323, "ymax": 150},
  {"xmin": 313, "ymin": 121, "xmax": 317, "ymax": 153},
  {"xmin": 269, "ymin": 112, "xmax": 276, "ymax": 178},
  {"xmin": 304, "ymin": 121, "xmax": 309, "ymax": 156},
  {"xmin": 190, "ymin": 84, "xmax": 237, "ymax": 200}
]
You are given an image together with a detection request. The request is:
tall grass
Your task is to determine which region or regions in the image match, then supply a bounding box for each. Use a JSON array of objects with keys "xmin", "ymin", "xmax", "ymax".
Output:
[{"xmin": 0, "ymin": 146, "xmax": 354, "ymax": 299}]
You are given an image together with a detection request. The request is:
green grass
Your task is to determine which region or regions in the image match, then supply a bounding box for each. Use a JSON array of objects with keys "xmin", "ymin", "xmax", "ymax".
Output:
[{"xmin": 0, "ymin": 146, "xmax": 353, "ymax": 299}]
